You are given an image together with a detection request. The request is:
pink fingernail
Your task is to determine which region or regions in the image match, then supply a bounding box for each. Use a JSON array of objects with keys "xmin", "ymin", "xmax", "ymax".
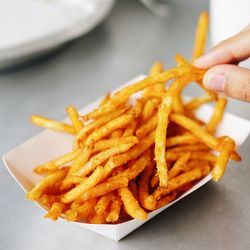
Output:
[{"xmin": 204, "ymin": 73, "xmax": 226, "ymax": 92}]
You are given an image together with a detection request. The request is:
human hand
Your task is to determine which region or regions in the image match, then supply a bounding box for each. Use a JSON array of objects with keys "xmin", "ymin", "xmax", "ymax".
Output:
[{"xmin": 194, "ymin": 25, "xmax": 250, "ymax": 102}]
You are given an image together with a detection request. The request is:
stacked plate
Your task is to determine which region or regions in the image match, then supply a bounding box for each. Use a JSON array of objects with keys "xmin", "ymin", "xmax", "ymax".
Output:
[{"xmin": 0, "ymin": 0, "xmax": 114, "ymax": 69}]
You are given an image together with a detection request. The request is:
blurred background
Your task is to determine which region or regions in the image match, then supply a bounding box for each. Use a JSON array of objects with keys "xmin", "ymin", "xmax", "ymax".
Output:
[{"xmin": 0, "ymin": 1, "xmax": 250, "ymax": 250}]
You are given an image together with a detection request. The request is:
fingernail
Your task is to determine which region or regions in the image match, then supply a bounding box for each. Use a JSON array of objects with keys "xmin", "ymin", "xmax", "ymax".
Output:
[{"xmin": 204, "ymin": 73, "xmax": 226, "ymax": 92}]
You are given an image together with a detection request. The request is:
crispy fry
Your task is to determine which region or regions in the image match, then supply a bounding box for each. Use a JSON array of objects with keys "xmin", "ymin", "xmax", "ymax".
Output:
[
  {"xmin": 207, "ymin": 97, "xmax": 227, "ymax": 134},
  {"xmin": 185, "ymin": 95, "xmax": 214, "ymax": 111},
  {"xmin": 168, "ymin": 153, "xmax": 190, "ymax": 179},
  {"xmin": 31, "ymin": 115, "xmax": 75, "ymax": 135},
  {"xmin": 66, "ymin": 105, "xmax": 83, "ymax": 133},
  {"xmin": 106, "ymin": 196, "xmax": 122, "ymax": 223},
  {"xmin": 192, "ymin": 11, "xmax": 209, "ymax": 60},
  {"xmin": 136, "ymin": 114, "xmax": 157, "ymax": 138},
  {"xmin": 148, "ymin": 166, "xmax": 211, "ymax": 209},
  {"xmin": 107, "ymin": 131, "xmax": 155, "ymax": 170},
  {"xmin": 138, "ymin": 157, "xmax": 155, "ymax": 210},
  {"xmin": 166, "ymin": 151, "xmax": 216, "ymax": 162},
  {"xmin": 155, "ymin": 192, "xmax": 178, "ymax": 209},
  {"xmin": 165, "ymin": 134, "xmax": 200, "ymax": 147},
  {"xmin": 118, "ymin": 187, "xmax": 148, "ymax": 220},
  {"xmin": 61, "ymin": 166, "xmax": 107, "ymax": 203},
  {"xmin": 150, "ymin": 174, "xmax": 159, "ymax": 189},
  {"xmin": 27, "ymin": 168, "xmax": 68, "ymax": 200},
  {"xmin": 95, "ymin": 193, "xmax": 114, "ymax": 215},
  {"xmin": 110, "ymin": 129, "xmax": 123, "ymax": 138},
  {"xmin": 155, "ymin": 91, "xmax": 173, "ymax": 187},
  {"xmin": 170, "ymin": 113, "xmax": 218, "ymax": 149},
  {"xmin": 93, "ymin": 136, "xmax": 139, "ymax": 153},
  {"xmin": 65, "ymin": 198, "xmax": 97, "ymax": 221},
  {"xmin": 84, "ymin": 113, "xmax": 136, "ymax": 146},
  {"xmin": 82, "ymin": 65, "xmax": 204, "ymax": 121},
  {"xmin": 167, "ymin": 144, "xmax": 209, "ymax": 153},
  {"xmin": 78, "ymin": 176, "xmax": 129, "ymax": 203},
  {"xmin": 212, "ymin": 136, "xmax": 235, "ymax": 181},
  {"xmin": 44, "ymin": 202, "xmax": 65, "ymax": 221},
  {"xmin": 76, "ymin": 106, "xmax": 129, "ymax": 143},
  {"xmin": 140, "ymin": 100, "xmax": 158, "ymax": 123},
  {"xmin": 34, "ymin": 148, "xmax": 82, "ymax": 175}
]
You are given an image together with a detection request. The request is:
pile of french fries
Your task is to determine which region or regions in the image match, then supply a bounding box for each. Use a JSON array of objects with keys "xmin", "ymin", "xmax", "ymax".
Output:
[{"xmin": 27, "ymin": 12, "xmax": 241, "ymax": 224}]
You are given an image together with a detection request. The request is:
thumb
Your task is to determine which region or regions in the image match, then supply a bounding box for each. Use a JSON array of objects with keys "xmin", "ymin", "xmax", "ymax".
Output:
[{"xmin": 203, "ymin": 64, "xmax": 250, "ymax": 102}]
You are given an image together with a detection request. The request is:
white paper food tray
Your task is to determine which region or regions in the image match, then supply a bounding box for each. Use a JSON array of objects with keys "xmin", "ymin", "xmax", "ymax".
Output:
[{"xmin": 2, "ymin": 75, "xmax": 250, "ymax": 241}]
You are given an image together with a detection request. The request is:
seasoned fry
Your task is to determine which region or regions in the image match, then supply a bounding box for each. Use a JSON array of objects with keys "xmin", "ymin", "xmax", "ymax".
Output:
[
  {"xmin": 65, "ymin": 198, "xmax": 97, "ymax": 221},
  {"xmin": 106, "ymin": 196, "xmax": 122, "ymax": 223},
  {"xmin": 84, "ymin": 113, "xmax": 136, "ymax": 146},
  {"xmin": 165, "ymin": 134, "xmax": 200, "ymax": 147},
  {"xmin": 136, "ymin": 114, "xmax": 157, "ymax": 138},
  {"xmin": 34, "ymin": 148, "xmax": 82, "ymax": 175},
  {"xmin": 110, "ymin": 129, "xmax": 123, "ymax": 138},
  {"xmin": 207, "ymin": 97, "xmax": 227, "ymax": 134},
  {"xmin": 155, "ymin": 91, "xmax": 173, "ymax": 187},
  {"xmin": 93, "ymin": 136, "xmax": 139, "ymax": 153},
  {"xmin": 166, "ymin": 151, "xmax": 216, "ymax": 162},
  {"xmin": 212, "ymin": 136, "xmax": 235, "ymax": 181},
  {"xmin": 140, "ymin": 100, "xmax": 158, "ymax": 123},
  {"xmin": 66, "ymin": 105, "xmax": 83, "ymax": 133},
  {"xmin": 192, "ymin": 11, "xmax": 209, "ymax": 60},
  {"xmin": 167, "ymin": 144, "xmax": 209, "ymax": 153},
  {"xmin": 156, "ymin": 192, "xmax": 178, "ymax": 209},
  {"xmin": 82, "ymin": 65, "xmax": 204, "ymax": 121},
  {"xmin": 61, "ymin": 166, "xmax": 107, "ymax": 203},
  {"xmin": 168, "ymin": 153, "xmax": 190, "ymax": 179},
  {"xmin": 27, "ymin": 168, "xmax": 68, "ymax": 200},
  {"xmin": 118, "ymin": 187, "xmax": 148, "ymax": 220},
  {"xmin": 77, "ymin": 176, "xmax": 129, "ymax": 203},
  {"xmin": 95, "ymin": 193, "xmax": 114, "ymax": 215},
  {"xmin": 76, "ymin": 106, "xmax": 129, "ymax": 143},
  {"xmin": 31, "ymin": 115, "xmax": 75, "ymax": 135},
  {"xmin": 185, "ymin": 95, "xmax": 213, "ymax": 111},
  {"xmin": 44, "ymin": 202, "xmax": 66, "ymax": 221}
]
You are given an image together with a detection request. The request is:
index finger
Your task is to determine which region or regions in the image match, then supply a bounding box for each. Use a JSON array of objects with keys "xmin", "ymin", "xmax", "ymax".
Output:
[{"xmin": 195, "ymin": 27, "xmax": 250, "ymax": 68}]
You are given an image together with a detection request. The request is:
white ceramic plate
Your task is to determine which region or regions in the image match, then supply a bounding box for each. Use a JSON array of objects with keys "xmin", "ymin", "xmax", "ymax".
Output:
[{"xmin": 0, "ymin": 0, "xmax": 115, "ymax": 69}]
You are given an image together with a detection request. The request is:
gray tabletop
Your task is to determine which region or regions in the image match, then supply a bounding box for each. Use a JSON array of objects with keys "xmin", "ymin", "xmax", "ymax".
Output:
[{"xmin": 1, "ymin": 0, "xmax": 250, "ymax": 250}]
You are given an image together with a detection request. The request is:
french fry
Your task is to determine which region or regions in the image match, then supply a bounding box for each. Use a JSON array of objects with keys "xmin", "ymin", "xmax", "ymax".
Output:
[
  {"xmin": 118, "ymin": 187, "xmax": 148, "ymax": 220},
  {"xmin": 34, "ymin": 148, "xmax": 82, "ymax": 175},
  {"xmin": 65, "ymin": 198, "xmax": 97, "ymax": 221},
  {"xmin": 106, "ymin": 196, "xmax": 122, "ymax": 223},
  {"xmin": 155, "ymin": 91, "xmax": 173, "ymax": 187},
  {"xmin": 82, "ymin": 65, "xmax": 205, "ymax": 121},
  {"xmin": 88, "ymin": 212, "xmax": 107, "ymax": 224},
  {"xmin": 27, "ymin": 168, "xmax": 68, "ymax": 200},
  {"xmin": 167, "ymin": 144, "xmax": 209, "ymax": 153},
  {"xmin": 192, "ymin": 11, "xmax": 209, "ymax": 60},
  {"xmin": 95, "ymin": 193, "xmax": 114, "ymax": 215},
  {"xmin": 44, "ymin": 202, "xmax": 65, "ymax": 221},
  {"xmin": 76, "ymin": 106, "xmax": 129, "ymax": 143},
  {"xmin": 61, "ymin": 166, "xmax": 107, "ymax": 203},
  {"xmin": 31, "ymin": 115, "xmax": 75, "ymax": 135},
  {"xmin": 170, "ymin": 113, "xmax": 219, "ymax": 150},
  {"xmin": 110, "ymin": 129, "xmax": 123, "ymax": 138},
  {"xmin": 138, "ymin": 156, "xmax": 155, "ymax": 210},
  {"xmin": 150, "ymin": 174, "xmax": 159, "ymax": 189},
  {"xmin": 66, "ymin": 105, "xmax": 83, "ymax": 133},
  {"xmin": 166, "ymin": 151, "xmax": 216, "ymax": 162},
  {"xmin": 185, "ymin": 95, "xmax": 214, "ymax": 111},
  {"xmin": 140, "ymin": 100, "xmax": 158, "ymax": 124},
  {"xmin": 136, "ymin": 114, "xmax": 157, "ymax": 138},
  {"xmin": 84, "ymin": 113, "xmax": 136, "ymax": 146},
  {"xmin": 165, "ymin": 134, "xmax": 200, "ymax": 147},
  {"xmin": 207, "ymin": 97, "xmax": 227, "ymax": 134},
  {"xmin": 77, "ymin": 176, "xmax": 129, "ymax": 203},
  {"xmin": 212, "ymin": 136, "xmax": 235, "ymax": 181},
  {"xmin": 107, "ymin": 131, "xmax": 155, "ymax": 169},
  {"xmin": 93, "ymin": 136, "xmax": 139, "ymax": 153},
  {"xmin": 155, "ymin": 192, "xmax": 178, "ymax": 209},
  {"xmin": 148, "ymin": 166, "xmax": 211, "ymax": 208},
  {"xmin": 168, "ymin": 153, "xmax": 190, "ymax": 179}
]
